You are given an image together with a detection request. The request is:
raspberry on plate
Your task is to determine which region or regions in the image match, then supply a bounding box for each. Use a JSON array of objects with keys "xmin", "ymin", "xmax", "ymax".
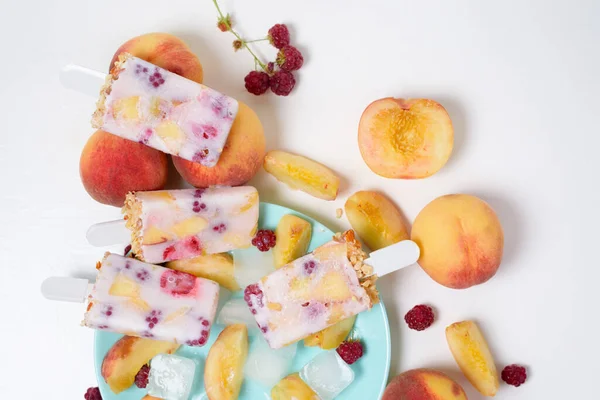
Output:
[
  {"xmin": 134, "ymin": 364, "xmax": 150, "ymax": 388},
  {"xmin": 501, "ymin": 364, "xmax": 527, "ymax": 387},
  {"xmin": 252, "ymin": 229, "xmax": 277, "ymax": 251},
  {"xmin": 336, "ymin": 340, "xmax": 364, "ymax": 365},
  {"xmin": 84, "ymin": 387, "xmax": 102, "ymax": 400},
  {"xmin": 404, "ymin": 304, "xmax": 435, "ymax": 331}
]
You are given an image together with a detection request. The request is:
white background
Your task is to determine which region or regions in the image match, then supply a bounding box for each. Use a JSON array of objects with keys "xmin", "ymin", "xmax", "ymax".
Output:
[{"xmin": 1, "ymin": 0, "xmax": 598, "ymax": 398}]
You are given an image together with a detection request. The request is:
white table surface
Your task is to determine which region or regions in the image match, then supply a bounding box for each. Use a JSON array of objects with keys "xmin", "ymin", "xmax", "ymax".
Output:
[{"xmin": 2, "ymin": 0, "xmax": 598, "ymax": 398}]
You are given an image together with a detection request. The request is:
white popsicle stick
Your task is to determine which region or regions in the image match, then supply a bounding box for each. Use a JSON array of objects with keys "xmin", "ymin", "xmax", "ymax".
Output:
[
  {"xmin": 86, "ymin": 219, "xmax": 130, "ymax": 247},
  {"xmin": 59, "ymin": 64, "xmax": 107, "ymax": 97},
  {"xmin": 41, "ymin": 277, "xmax": 92, "ymax": 303},
  {"xmin": 364, "ymin": 240, "xmax": 420, "ymax": 277}
]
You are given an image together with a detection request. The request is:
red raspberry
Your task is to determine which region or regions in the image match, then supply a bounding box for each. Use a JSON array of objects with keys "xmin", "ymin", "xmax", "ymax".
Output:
[
  {"xmin": 501, "ymin": 364, "xmax": 527, "ymax": 387},
  {"xmin": 134, "ymin": 364, "xmax": 150, "ymax": 388},
  {"xmin": 270, "ymin": 71, "xmax": 296, "ymax": 96},
  {"xmin": 84, "ymin": 387, "xmax": 102, "ymax": 400},
  {"xmin": 336, "ymin": 340, "xmax": 363, "ymax": 365},
  {"xmin": 276, "ymin": 45, "xmax": 304, "ymax": 71},
  {"xmin": 268, "ymin": 24, "xmax": 290, "ymax": 49},
  {"xmin": 404, "ymin": 304, "xmax": 434, "ymax": 331},
  {"xmin": 244, "ymin": 71, "xmax": 270, "ymax": 95},
  {"xmin": 160, "ymin": 270, "xmax": 197, "ymax": 296},
  {"xmin": 251, "ymin": 229, "xmax": 277, "ymax": 251}
]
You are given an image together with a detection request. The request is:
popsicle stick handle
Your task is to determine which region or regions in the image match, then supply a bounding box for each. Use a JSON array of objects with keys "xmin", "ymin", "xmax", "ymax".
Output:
[
  {"xmin": 364, "ymin": 240, "xmax": 420, "ymax": 277},
  {"xmin": 59, "ymin": 64, "xmax": 106, "ymax": 97},
  {"xmin": 41, "ymin": 277, "xmax": 92, "ymax": 303},
  {"xmin": 86, "ymin": 219, "xmax": 131, "ymax": 247}
]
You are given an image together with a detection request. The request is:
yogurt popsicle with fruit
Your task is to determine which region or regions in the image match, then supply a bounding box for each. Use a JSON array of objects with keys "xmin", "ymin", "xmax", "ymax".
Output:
[
  {"xmin": 121, "ymin": 186, "xmax": 259, "ymax": 264},
  {"xmin": 82, "ymin": 253, "xmax": 219, "ymax": 347},
  {"xmin": 92, "ymin": 53, "xmax": 238, "ymax": 167},
  {"xmin": 245, "ymin": 230, "xmax": 380, "ymax": 349}
]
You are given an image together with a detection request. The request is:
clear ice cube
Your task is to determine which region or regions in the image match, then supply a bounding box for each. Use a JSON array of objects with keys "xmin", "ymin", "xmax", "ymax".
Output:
[
  {"xmin": 216, "ymin": 298, "xmax": 258, "ymax": 329},
  {"xmin": 232, "ymin": 247, "xmax": 275, "ymax": 288},
  {"xmin": 147, "ymin": 353, "xmax": 196, "ymax": 400},
  {"xmin": 244, "ymin": 334, "xmax": 297, "ymax": 388},
  {"xmin": 299, "ymin": 351, "xmax": 354, "ymax": 400}
]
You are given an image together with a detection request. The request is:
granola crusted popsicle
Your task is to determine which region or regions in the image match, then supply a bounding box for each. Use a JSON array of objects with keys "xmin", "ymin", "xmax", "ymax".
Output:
[
  {"xmin": 83, "ymin": 253, "xmax": 219, "ymax": 347},
  {"xmin": 244, "ymin": 231, "xmax": 380, "ymax": 349},
  {"xmin": 122, "ymin": 186, "xmax": 259, "ymax": 264},
  {"xmin": 92, "ymin": 53, "xmax": 238, "ymax": 167}
]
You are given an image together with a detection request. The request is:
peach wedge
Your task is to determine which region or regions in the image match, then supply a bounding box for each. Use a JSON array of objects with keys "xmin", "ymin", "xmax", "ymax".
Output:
[
  {"xmin": 446, "ymin": 321, "xmax": 499, "ymax": 396},
  {"xmin": 101, "ymin": 336, "xmax": 179, "ymax": 394},
  {"xmin": 304, "ymin": 315, "xmax": 356, "ymax": 350},
  {"xmin": 271, "ymin": 373, "xmax": 320, "ymax": 400},
  {"xmin": 358, "ymin": 98, "xmax": 453, "ymax": 179},
  {"xmin": 273, "ymin": 214, "xmax": 312, "ymax": 268},
  {"xmin": 166, "ymin": 253, "xmax": 240, "ymax": 291},
  {"xmin": 344, "ymin": 190, "xmax": 409, "ymax": 251},
  {"xmin": 263, "ymin": 150, "xmax": 340, "ymax": 200},
  {"xmin": 204, "ymin": 324, "xmax": 249, "ymax": 400},
  {"xmin": 382, "ymin": 368, "xmax": 467, "ymax": 400}
]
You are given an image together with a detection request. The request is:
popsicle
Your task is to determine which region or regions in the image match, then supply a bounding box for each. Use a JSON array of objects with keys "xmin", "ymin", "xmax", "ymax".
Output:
[
  {"xmin": 82, "ymin": 252, "xmax": 219, "ymax": 346},
  {"xmin": 245, "ymin": 230, "xmax": 419, "ymax": 349},
  {"xmin": 92, "ymin": 53, "xmax": 238, "ymax": 167},
  {"xmin": 87, "ymin": 186, "xmax": 260, "ymax": 264}
]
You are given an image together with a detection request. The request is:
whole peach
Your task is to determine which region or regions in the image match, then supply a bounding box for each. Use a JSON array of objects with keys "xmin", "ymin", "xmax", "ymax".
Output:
[
  {"xmin": 109, "ymin": 33, "xmax": 203, "ymax": 83},
  {"xmin": 383, "ymin": 368, "xmax": 467, "ymax": 400},
  {"xmin": 173, "ymin": 102, "xmax": 265, "ymax": 187},
  {"xmin": 411, "ymin": 194, "xmax": 504, "ymax": 289},
  {"xmin": 80, "ymin": 130, "xmax": 168, "ymax": 207}
]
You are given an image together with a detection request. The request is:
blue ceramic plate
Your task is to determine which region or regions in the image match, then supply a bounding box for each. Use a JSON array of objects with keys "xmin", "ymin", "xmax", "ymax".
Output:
[{"xmin": 95, "ymin": 202, "xmax": 391, "ymax": 399}]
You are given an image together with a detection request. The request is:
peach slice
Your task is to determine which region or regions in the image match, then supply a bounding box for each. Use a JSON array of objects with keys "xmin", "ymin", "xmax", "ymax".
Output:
[
  {"xmin": 263, "ymin": 150, "xmax": 340, "ymax": 200},
  {"xmin": 344, "ymin": 190, "xmax": 409, "ymax": 251},
  {"xmin": 171, "ymin": 216, "xmax": 208, "ymax": 238},
  {"xmin": 273, "ymin": 214, "xmax": 312, "ymax": 268},
  {"xmin": 142, "ymin": 226, "xmax": 172, "ymax": 245},
  {"xmin": 304, "ymin": 315, "xmax": 356, "ymax": 349},
  {"xmin": 358, "ymin": 98, "xmax": 453, "ymax": 179},
  {"xmin": 411, "ymin": 194, "xmax": 504, "ymax": 289},
  {"xmin": 166, "ymin": 253, "xmax": 240, "ymax": 291},
  {"xmin": 382, "ymin": 368, "xmax": 467, "ymax": 400},
  {"xmin": 101, "ymin": 336, "xmax": 179, "ymax": 394},
  {"xmin": 112, "ymin": 96, "xmax": 140, "ymax": 121},
  {"xmin": 446, "ymin": 321, "xmax": 499, "ymax": 396},
  {"xmin": 204, "ymin": 324, "xmax": 249, "ymax": 400},
  {"xmin": 271, "ymin": 373, "xmax": 320, "ymax": 400},
  {"xmin": 155, "ymin": 121, "xmax": 184, "ymax": 153}
]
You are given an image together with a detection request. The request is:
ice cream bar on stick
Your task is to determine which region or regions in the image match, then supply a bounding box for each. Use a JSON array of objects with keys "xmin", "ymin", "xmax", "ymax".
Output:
[
  {"xmin": 42, "ymin": 253, "xmax": 220, "ymax": 347},
  {"xmin": 245, "ymin": 230, "xmax": 420, "ymax": 349},
  {"xmin": 86, "ymin": 186, "xmax": 260, "ymax": 264},
  {"xmin": 91, "ymin": 53, "xmax": 238, "ymax": 167}
]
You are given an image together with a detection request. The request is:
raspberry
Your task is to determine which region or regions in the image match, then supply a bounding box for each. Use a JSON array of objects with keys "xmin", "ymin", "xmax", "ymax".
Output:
[
  {"xmin": 217, "ymin": 14, "xmax": 232, "ymax": 32},
  {"xmin": 123, "ymin": 244, "xmax": 132, "ymax": 256},
  {"xmin": 244, "ymin": 71, "xmax": 270, "ymax": 95},
  {"xmin": 251, "ymin": 229, "xmax": 277, "ymax": 251},
  {"xmin": 303, "ymin": 260, "xmax": 317, "ymax": 274},
  {"xmin": 160, "ymin": 270, "xmax": 197, "ymax": 296},
  {"xmin": 148, "ymin": 70, "xmax": 165, "ymax": 88},
  {"xmin": 501, "ymin": 364, "xmax": 527, "ymax": 387},
  {"xmin": 268, "ymin": 24, "xmax": 290, "ymax": 49},
  {"xmin": 404, "ymin": 304, "xmax": 435, "ymax": 331},
  {"xmin": 162, "ymin": 245, "xmax": 176, "ymax": 260},
  {"xmin": 270, "ymin": 71, "xmax": 296, "ymax": 96},
  {"xmin": 134, "ymin": 364, "xmax": 150, "ymax": 388},
  {"xmin": 84, "ymin": 387, "xmax": 102, "ymax": 400},
  {"xmin": 336, "ymin": 340, "xmax": 363, "ymax": 365},
  {"xmin": 212, "ymin": 223, "xmax": 227, "ymax": 233},
  {"xmin": 276, "ymin": 45, "xmax": 304, "ymax": 71}
]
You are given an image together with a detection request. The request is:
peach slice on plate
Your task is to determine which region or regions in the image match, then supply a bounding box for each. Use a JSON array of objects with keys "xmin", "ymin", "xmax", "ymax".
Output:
[
  {"xmin": 101, "ymin": 336, "xmax": 179, "ymax": 394},
  {"xmin": 204, "ymin": 324, "xmax": 249, "ymax": 400},
  {"xmin": 271, "ymin": 373, "xmax": 320, "ymax": 400},
  {"xmin": 304, "ymin": 315, "xmax": 356, "ymax": 349},
  {"xmin": 263, "ymin": 150, "xmax": 340, "ymax": 200},
  {"xmin": 446, "ymin": 321, "xmax": 499, "ymax": 396},
  {"xmin": 382, "ymin": 368, "xmax": 467, "ymax": 400},
  {"xmin": 344, "ymin": 190, "xmax": 409, "ymax": 251},
  {"xmin": 358, "ymin": 97, "xmax": 453, "ymax": 179},
  {"xmin": 273, "ymin": 214, "xmax": 312, "ymax": 268},
  {"xmin": 166, "ymin": 253, "xmax": 240, "ymax": 291}
]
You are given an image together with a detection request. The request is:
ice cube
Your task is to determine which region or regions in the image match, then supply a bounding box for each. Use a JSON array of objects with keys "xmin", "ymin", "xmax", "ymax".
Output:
[
  {"xmin": 216, "ymin": 298, "xmax": 258, "ymax": 329},
  {"xmin": 147, "ymin": 353, "xmax": 196, "ymax": 400},
  {"xmin": 299, "ymin": 351, "xmax": 354, "ymax": 400},
  {"xmin": 232, "ymin": 247, "xmax": 275, "ymax": 288},
  {"xmin": 244, "ymin": 334, "xmax": 297, "ymax": 388}
]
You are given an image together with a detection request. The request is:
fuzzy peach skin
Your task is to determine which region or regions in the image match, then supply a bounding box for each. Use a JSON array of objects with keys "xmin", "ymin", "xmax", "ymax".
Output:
[
  {"xmin": 109, "ymin": 33, "xmax": 203, "ymax": 83},
  {"xmin": 382, "ymin": 368, "xmax": 467, "ymax": 400},
  {"xmin": 411, "ymin": 194, "xmax": 504, "ymax": 289},
  {"xmin": 173, "ymin": 102, "xmax": 266, "ymax": 187},
  {"xmin": 101, "ymin": 336, "xmax": 179, "ymax": 394},
  {"xmin": 80, "ymin": 130, "xmax": 168, "ymax": 207},
  {"xmin": 358, "ymin": 98, "xmax": 453, "ymax": 179}
]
